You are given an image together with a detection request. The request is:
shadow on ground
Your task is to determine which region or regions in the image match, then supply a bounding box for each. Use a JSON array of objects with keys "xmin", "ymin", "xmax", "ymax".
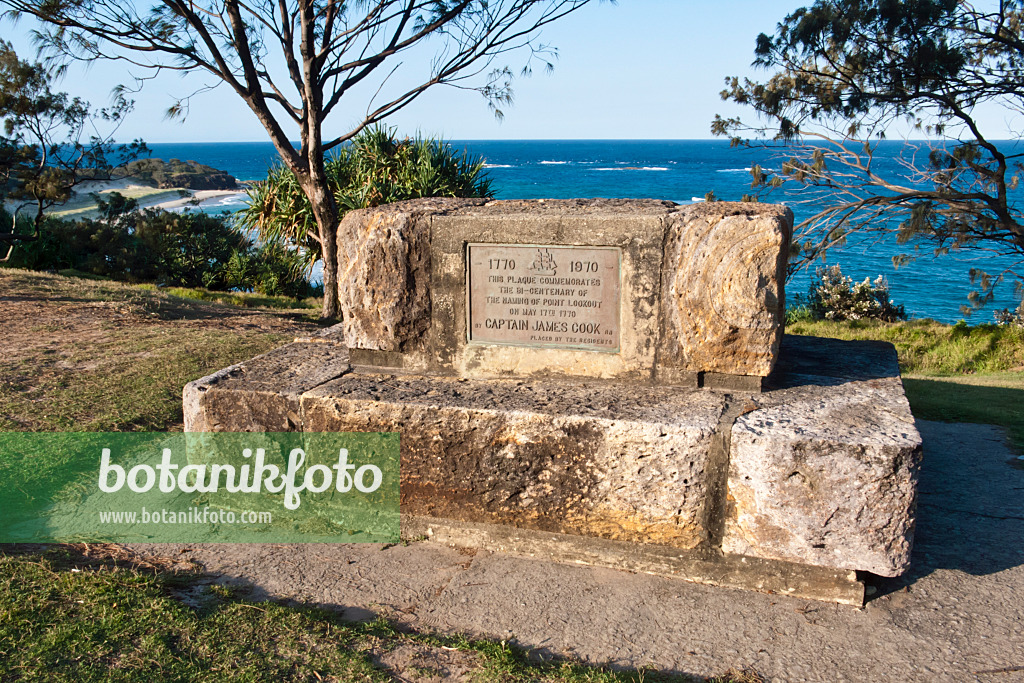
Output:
[{"xmin": 872, "ymin": 418, "xmax": 1024, "ymax": 598}]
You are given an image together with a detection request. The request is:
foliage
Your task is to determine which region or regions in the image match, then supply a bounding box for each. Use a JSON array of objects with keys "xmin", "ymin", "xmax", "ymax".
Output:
[
  {"xmin": 803, "ymin": 265, "xmax": 906, "ymax": 322},
  {"xmin": 3, "ymin": 0, "xmax": 598, "ymax": 318},
  {"xmin": 714, "ymin": 0, "xmax": 1024, "ymax": 312},
  {"xmin": 995, "ymin": 301, "xmax": 1024, "ymax": 328},
  {"xmin": 240, "ymin": 127, "xmax": 494, "ymax": 271},
  {"xmin": 6, "ymin": 193, "xmax": 317, "ymax": 297},
  {"xmin": 223, "ymin": 241, "xmax": 320, "ymax": 299},
  {"xmin": 0, "ymin": 39, "xmax": 145, "ymax": 228}
]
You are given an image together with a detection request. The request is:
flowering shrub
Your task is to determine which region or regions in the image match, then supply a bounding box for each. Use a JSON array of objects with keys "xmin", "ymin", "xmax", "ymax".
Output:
[
  {"xmin": 994, "ymin": 303, "xmax": 1024, "ymax": 328},
  {"xmin": 806, "ymin": 265, "xmax": 907, "ymax": 322}
]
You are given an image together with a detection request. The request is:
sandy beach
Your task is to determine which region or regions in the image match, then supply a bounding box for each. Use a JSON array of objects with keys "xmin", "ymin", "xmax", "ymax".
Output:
[{"xmin": 4, "ymin": 177, "xmax": 248, "ymax": 219}]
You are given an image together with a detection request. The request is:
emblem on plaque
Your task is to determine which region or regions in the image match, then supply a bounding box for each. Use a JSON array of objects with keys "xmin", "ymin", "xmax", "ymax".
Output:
[{"xmin": 528, "ymin": 248, "xmax": 557, "ymax": 276}]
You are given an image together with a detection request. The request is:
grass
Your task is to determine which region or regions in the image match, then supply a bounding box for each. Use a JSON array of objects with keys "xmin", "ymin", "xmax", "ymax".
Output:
[
  {"xmin": 789, "ymin": 318, "xmax": 1024, "ymax": 452},
  {"xmin": 0, "ymin": 325, "xmax": 293, "ymax": 432},
  {"xmin": 786, "ymin": 318, "xmax": 1024, "ymax": 375},
  {"xmin": 0, "ymin": 546, "xmax": 756, "ymax": 682},
  {"xmin": 153, "ymin": 285, "xmax": 320, "ymax": 311}
]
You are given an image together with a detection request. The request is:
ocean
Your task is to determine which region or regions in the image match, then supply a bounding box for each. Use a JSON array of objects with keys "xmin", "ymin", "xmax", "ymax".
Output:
[{"xmin": 147, "ymin": 139, "xmax": 1023, "ymax": 323}]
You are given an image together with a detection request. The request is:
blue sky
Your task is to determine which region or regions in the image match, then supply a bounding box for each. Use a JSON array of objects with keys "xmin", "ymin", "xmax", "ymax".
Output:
[{"xmin": 4, "ymin": 1, "xmax": 1017, "ymax": 143}]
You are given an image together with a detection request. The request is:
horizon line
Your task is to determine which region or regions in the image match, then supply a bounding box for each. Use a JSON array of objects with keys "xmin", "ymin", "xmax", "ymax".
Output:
[{"xmin": 141, "ymin": 137, "xmax": 1006, "ymax": 145}]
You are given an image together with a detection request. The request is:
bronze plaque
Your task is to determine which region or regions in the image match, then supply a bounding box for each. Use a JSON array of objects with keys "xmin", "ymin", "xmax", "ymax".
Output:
[{"xmin": 467, "ymin": 244, "xmax": 621, "ymax": 352}]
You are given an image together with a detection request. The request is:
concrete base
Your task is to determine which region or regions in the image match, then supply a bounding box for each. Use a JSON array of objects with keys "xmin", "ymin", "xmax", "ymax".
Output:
[
  {"xmin": 403, "ymin": 514, "xmax": 865, "ymax": 606},
  {"xmin": 184, "ymin": 334, "xmax": 921, "ymax": 603}
]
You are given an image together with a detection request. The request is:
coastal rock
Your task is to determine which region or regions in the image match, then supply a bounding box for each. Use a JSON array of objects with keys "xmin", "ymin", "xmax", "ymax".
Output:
[
  {"xmin": 658, "ymin": 202, "xmax": 793, "ymax": 378},
  {"xmin": 723, "ymin": 362, "xmax": 922, "ymax": 576},
  {"xmin": 119, "ymin": 158, "xmax": 238, "ymax": 190}
]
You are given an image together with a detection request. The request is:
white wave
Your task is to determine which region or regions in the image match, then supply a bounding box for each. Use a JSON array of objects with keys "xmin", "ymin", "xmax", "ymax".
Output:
[
  {"xmin": 483, "ymin": 163, "xmax": 513, "ymax": 168},
  {"xmin": 691, "ymin": 197, "xmax": 707, "ymax": 203},
  {"xmin": 539, "ymin": 160, "xmax": 570, "ymax": 165},
  {"xmin": 717, "ymin": 167, "xmax": 752, "ymax": 173},
  {"xmin": 594, "ymin": 166, "xmax": 669, "ymax": 171}
]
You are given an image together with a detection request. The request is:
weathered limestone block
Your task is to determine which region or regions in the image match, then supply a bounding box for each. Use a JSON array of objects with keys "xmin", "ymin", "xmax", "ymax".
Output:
[
  {"xmin": 658, "ymin": 203, "xmax": 792, "ymax": 378},
  {"xmin": 336, "ymin": 197, "xmax": 485, "ymax": 351},
  {"xmin": 302, "ymin": 374, "xmax": 727, "ymax": 549},
  {"xmin": 723, "ymin": 339, "xmax": 922, "ymax": 576},
  {"xmin": 182, "ymin": 341, "xmax": 350, "ymax": 432}
]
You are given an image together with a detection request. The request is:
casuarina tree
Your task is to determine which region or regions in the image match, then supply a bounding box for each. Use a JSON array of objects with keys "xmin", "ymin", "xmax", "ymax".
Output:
[
  {"xmin": 0, "ymin": 40, "xmax": 144, "ymax": 260},
  {"xmin": 715, "ymin": 0, "xmax": 1024, "ymax": 313}
]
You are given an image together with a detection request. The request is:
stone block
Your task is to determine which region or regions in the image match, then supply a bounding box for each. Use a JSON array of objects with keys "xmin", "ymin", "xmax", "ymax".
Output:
[
  {"xmin": 181, "ymin": 335, "xmax": 923, "ymax": 600},
  {"xmin": 724, "ymin": 337, "xmax": 922, "ymax": 576},
  {"xmin": 336, "ymin": 198, "xmax": 484, "ymax": 352},
  {"xmin": 182, "ymin": 341, "xmax": 351, "ymax": 432},
  {"xmin": 332, "ymin": 198, "xmax": 792, "ymax": 384},
  {"xmin": 302, "ymin": 374, "xmax": 727, "ymax": 549},
  {"xmin": 658, "ymin": 203, "xmax": 792, "ymax": 378}
]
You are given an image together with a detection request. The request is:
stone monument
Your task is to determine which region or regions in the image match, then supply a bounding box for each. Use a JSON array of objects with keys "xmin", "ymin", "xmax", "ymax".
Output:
[{"xmin": 185, "ymin": 198, "xmax": 922, "ymax": 605}]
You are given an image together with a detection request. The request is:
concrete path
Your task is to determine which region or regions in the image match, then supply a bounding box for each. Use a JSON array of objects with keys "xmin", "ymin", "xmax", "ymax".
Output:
[{"xmin": 133, "ymin": 420, "xmax": 1024, "ymax": 682}]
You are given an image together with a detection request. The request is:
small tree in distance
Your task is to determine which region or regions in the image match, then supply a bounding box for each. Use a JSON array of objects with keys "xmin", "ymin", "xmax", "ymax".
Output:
[
  {"xmin": 2, "ymin": 0, "xmax": 601, "ymax": 318},
  {"xmin": 0, "ymin": 40, "xmax": 145, "ymax": 260},
  {"xmin": 714, "ymin": 0, "xmax": 1024, "ymax": 315}
]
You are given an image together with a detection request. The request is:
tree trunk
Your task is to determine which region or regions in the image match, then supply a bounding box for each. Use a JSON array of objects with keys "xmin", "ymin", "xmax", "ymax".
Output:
[
  {"xmin": 299, "ymin": 166, "xmax": 341, "ymax": 320},
  {"xmin": 317, "ymin": 206, "xmax": 341, "ymax": 320}
]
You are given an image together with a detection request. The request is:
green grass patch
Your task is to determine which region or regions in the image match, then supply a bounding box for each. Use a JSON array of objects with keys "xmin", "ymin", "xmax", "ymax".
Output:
[
  {"xmin": 787, "ymin": 318, "xmax": 1024, "ymax": 375},
  {"xmin": 0, "ymin": 547, "xmax": 752, "ymax": 682},
  {"xmin": 156, "ymin": 285, "xmax": 319, "ymax": 310},
  {"xmin": 902, "ymin": 374, "xmax": 1024, "ymax": 452},
  {"xmin": 3, "ymin": 268, "xmax": 317, "ymax": 313},
  {"xmin": 0, "ymin": 549, "xmax": 386, "ymax": 682}
]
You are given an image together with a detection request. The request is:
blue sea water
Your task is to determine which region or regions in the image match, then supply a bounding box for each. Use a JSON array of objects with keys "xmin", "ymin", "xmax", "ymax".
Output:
[{"xmin": 147, "ymin": 139, "xmax": 1023, "ymax": 323}]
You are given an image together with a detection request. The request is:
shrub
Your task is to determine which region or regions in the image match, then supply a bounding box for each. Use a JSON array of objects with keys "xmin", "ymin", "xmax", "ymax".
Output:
[
  {"xmin": 4, "ymin": 193, "xmax": 315, "ymax": 298},
  {"xmin": 240, "ymin": 126, "xmax": 494, "ymax": 272},
  {"xmin": 994, "ymin": 302, "xmax": 1024, "ymax": 328},
  {"xmin": 224, "ymin": 241, "xmax": 320, "ymax": 299},
  {"xmin": 134, "ymin": 210, "xmax": 244, "ymax": 289},
  {"xmin": 805, "ymin": 265, "xmax": 907, "ymax": 322}
]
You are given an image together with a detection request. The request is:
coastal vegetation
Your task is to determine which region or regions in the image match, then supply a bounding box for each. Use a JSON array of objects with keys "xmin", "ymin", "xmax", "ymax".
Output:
[
  {"xmin": 241, "ymin": 127, "xmax": 494, "ymax": 272},
  {"xmin": 716, "ymin": 0, "xmax": 1024, "ymax": 316},
  {"xmin": 114, "ymin": 158, "xmax": 238, "ymax": 191},
  {"xmin": 0, "ymin": 39, "xmax": 144, "ymax": 239},
  {"xmin": 2, "ymin": 196, "xmax": 318, "ymax": 298},
  {"xmin": 789, "ymin": 264, "xmax": 906, "ymax": 323},
  {"xmin": 3, "ymin": 0, "xmax": 602, "ymax": 318}
]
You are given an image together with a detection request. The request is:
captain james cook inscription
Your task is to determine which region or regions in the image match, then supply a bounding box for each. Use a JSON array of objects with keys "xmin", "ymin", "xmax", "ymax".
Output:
[{"xmin": 467, "ymin": 244, "xmax": 621, "ymax": 351}]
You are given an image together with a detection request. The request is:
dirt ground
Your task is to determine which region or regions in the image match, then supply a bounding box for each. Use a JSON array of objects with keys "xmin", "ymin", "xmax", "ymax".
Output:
[
  {"xmin": 0, "ymin": 269, "xmax": 320, "ymax": 430},
  {"xmin": 0, "ymin": 269, "xmax": 318, "ymax": 347}
]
